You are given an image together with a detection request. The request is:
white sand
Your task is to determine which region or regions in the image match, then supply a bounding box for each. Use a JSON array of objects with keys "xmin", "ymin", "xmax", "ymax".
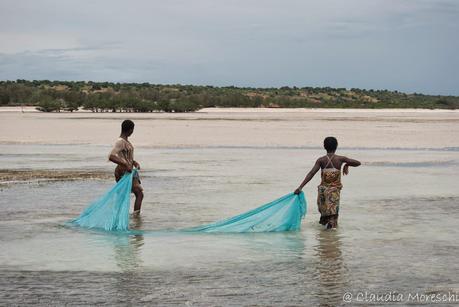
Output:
[{"xmin": 1, "ymin": 106, "xmax": 458, "ymax": 148}]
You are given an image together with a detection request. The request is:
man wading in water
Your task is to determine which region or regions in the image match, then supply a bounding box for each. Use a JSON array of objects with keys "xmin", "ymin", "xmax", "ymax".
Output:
[
  {"xmin": 294, "ymin": 137, "xmax": 360, "ymax": 229},
  {"xmin": 109, "ymin": 120, "xmax": 144, "ymax": 216}
]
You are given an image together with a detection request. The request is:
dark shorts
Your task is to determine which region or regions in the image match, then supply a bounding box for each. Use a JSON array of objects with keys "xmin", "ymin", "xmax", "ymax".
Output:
[{"xmin": 115, "ymin": 169, "xmax": 143, "ymax": 192}]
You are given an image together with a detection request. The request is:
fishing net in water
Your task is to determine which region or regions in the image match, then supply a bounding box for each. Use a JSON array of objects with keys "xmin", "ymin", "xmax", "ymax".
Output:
[
  {"xmin": 183, "ymin": 192, "xmax": 307, "ymax": 233},
  {"xmin": 71, "ymin": 169, "xmax": 307, "ymax": 233},
  {"xmin": 71, "ymin": 169, "xmax": 137, "ymax": 231}
]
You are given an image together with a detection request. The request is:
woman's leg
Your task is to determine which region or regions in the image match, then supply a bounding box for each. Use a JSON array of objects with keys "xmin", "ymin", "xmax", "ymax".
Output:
[
  {"xmin": 317, "ymin": 186, "xmax": 327, "ymax": 225},
  {"xmin": 326, "ymin": 188, "xmax": 340, "ymax": 229}
]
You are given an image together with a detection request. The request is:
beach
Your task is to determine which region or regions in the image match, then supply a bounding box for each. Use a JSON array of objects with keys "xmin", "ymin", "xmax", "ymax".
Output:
[
  {"xmin": 1, "ymin": 107, "xmax": 459, "ymax": 305},
  {"xmin": 1, "ymin": 107, "xmax": 458, "ymax": 148}
]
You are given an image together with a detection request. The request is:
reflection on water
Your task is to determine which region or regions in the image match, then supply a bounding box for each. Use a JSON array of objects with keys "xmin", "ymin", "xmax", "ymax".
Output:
[
  {"xmin": 95, "ymin": 216, "xmax": 146, "ymax": 272},
  {"xmin": 314, "ymin": 229, "xmax": 347, "ymax": 307},
  {"xmin": 111, "ymin": 234, "xmax": 145, "ymax": 303},
  {"xmin": 112, "ymin": 235, "xmax": 144, "ymax": 272},
  {"xmin": 1, "ymin": 144, "xmax": 459, "ymax": 305}
]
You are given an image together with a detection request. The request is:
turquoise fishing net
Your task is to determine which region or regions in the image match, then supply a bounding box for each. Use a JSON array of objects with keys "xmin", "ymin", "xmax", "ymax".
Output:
[
  {"xmin": 183, "ymin": 192, "xmax": 307, "ymax": 233},
  {"xmin": 71, "ymin": 169, "xmax": 136, "ymax": 231},
  {"xmin": 71, "ymin": 169, "xmax": 307, "ymax": 233}
]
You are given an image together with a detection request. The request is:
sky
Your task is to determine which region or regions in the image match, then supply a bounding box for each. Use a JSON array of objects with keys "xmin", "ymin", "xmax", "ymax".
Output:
[{"xmin": 0, "ymin": 0, "xmax": 458, "ymax": 95}]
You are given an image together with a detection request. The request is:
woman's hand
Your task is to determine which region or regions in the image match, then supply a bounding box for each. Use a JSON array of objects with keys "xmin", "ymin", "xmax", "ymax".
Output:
[
  {"xmin": 294, "ymin": 188, "xmax": 302, "ymax": 195},
  {"xmin": 133, "ymin": 161, "xmax": 141, "ymax": 170},
  {"xmin": 343, "ymin": 164, "xmax": 349, "ymax": 175}
]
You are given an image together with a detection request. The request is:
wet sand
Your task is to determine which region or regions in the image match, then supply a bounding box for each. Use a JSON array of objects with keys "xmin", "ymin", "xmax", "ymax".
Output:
[
  {"xmin": 1, "ymin": 107, "xmax": 458, "ymax": 149},
  {"xmin": 0, "ymin": 169, "xmax": 111, "ymax": 185}
]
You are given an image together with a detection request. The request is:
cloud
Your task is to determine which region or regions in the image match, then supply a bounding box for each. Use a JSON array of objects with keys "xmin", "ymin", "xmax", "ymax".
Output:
[{"xmin": 0, "ymin": 0, "xmax": 458, "ymax": 94}]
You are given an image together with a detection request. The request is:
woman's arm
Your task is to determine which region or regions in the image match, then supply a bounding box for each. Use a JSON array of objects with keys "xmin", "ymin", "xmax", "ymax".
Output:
[
  {"xmin": 342, "ymin": 156, "xmax": 361, "ymax": 175},
  {"xmin": 294, "ymin": 159, "xmax": 321, "ymax": 194}
]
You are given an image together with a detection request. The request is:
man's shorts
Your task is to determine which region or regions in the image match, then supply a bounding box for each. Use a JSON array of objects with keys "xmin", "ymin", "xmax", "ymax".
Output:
[{"xmin": 115, "ymin": 168, "xmax": 143, "ymax": 192}]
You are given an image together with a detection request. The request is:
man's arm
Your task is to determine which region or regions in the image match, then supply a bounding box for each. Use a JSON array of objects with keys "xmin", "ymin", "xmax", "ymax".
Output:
[
  {"xmin": 342, "ymin": 156, "xmax": 361, "ymax": 175},
  {"xmin": 294, "ymin": 159, "xmax": 321, "ymax": 194},
  {"xmin": 109, "ymin": 154, "xmax": 131, "ymax": 170},
  {"xmin": 108, "ymin": 141, "xmax": 132, "ymax": 171}
]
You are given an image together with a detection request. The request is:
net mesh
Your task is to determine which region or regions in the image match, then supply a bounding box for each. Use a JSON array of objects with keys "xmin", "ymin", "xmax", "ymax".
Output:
[
  {"xmin": 71, "ymin": 170, "xmax": 136, "ymax": 231},
  {"xmin": 71, "ymin": 170, "xmax": 307, "ymax": 233}
]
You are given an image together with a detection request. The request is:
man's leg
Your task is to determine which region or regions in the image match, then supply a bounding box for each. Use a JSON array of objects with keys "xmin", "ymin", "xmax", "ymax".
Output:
[{"xmin": 132, "ymin": 178, "xmax": 144, "ymax": 213}]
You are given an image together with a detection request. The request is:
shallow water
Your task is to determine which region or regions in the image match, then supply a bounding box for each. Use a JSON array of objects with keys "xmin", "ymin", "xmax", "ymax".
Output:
[{"xmin": 1, "ymin": 143, "xmax": 459, "ymax": 306}]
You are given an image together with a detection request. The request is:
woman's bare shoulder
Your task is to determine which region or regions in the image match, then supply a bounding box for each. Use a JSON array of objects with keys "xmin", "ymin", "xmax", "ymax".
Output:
[
  {"xmin": 316, "ymin": 155, "xmax": 327, "ymax": 167},
  {"xmin": 316, "ymin": 155, "xmax": 326, "ymax": 162}
]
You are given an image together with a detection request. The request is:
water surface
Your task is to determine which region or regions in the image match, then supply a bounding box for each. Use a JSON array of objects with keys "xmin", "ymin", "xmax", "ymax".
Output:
[{"xmin": 1, "ymin": 143, "xmax": 458, "ymax": 305}]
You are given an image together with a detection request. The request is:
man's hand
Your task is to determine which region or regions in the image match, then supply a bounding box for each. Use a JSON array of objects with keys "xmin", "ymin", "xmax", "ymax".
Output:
[
  {"xmin": 294, "ymin": 188, "xmax": 302, "ymax": 195},
  {"xmin": 133, "ymin": 161, "xmax": 141, "ymax": 170},
  {"xmin": 343, "ymin": 164, "xmax": 349, "ymax": 175},
  {"xmin": 125, "ymin": 162, "xmax": 133, "ymax": 172}
]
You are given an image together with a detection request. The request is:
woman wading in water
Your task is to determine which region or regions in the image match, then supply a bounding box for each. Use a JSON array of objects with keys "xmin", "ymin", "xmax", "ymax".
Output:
[{"xmin": 294, "ymin": 137, "xmax": 360, "ymax": 229}]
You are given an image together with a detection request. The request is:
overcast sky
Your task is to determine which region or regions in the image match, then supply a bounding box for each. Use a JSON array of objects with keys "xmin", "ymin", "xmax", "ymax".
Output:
[{"xmin": 1, "ymin": 0, "xmax": 458, "ymax": 94}]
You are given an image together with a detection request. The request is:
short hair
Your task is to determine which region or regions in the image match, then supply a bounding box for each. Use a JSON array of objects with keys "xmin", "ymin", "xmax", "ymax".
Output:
[
  {"xmin": 121, "ymin": 120, "xmax": 135, "ymax": 133},
  {"xmin": 324, "ymin": 136, "xmax": 338, "ymax": 152}
]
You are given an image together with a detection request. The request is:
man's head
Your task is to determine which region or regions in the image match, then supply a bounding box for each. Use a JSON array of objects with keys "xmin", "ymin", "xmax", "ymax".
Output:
[
  {"xmin": 121, "ymin": 120, "xmax": 135, "ymax": 136},
  {"xmin": 324, "ymin": 136, "xmax": 338, "ymax": 153}
]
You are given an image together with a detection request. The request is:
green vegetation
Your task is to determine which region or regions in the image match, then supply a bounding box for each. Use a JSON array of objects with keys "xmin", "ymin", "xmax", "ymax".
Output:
[{"xmin": 1, "ymin": 79, "xmax": 458, "ymax": 112}]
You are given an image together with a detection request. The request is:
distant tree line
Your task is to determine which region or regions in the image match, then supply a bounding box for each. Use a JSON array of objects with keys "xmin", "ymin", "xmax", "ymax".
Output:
[{"xmin": 0, "ymin": 79, "xmax": 457, "ymax": 112}]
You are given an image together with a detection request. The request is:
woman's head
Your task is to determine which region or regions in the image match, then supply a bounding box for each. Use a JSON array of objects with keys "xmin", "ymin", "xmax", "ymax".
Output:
[
  {"xmin": 121, "ymin": 120, "xmax": 135, "ymax": 136},
  {"xmin": 324, "ymin": 136, "xmax": 338, "ymax": 153}
]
